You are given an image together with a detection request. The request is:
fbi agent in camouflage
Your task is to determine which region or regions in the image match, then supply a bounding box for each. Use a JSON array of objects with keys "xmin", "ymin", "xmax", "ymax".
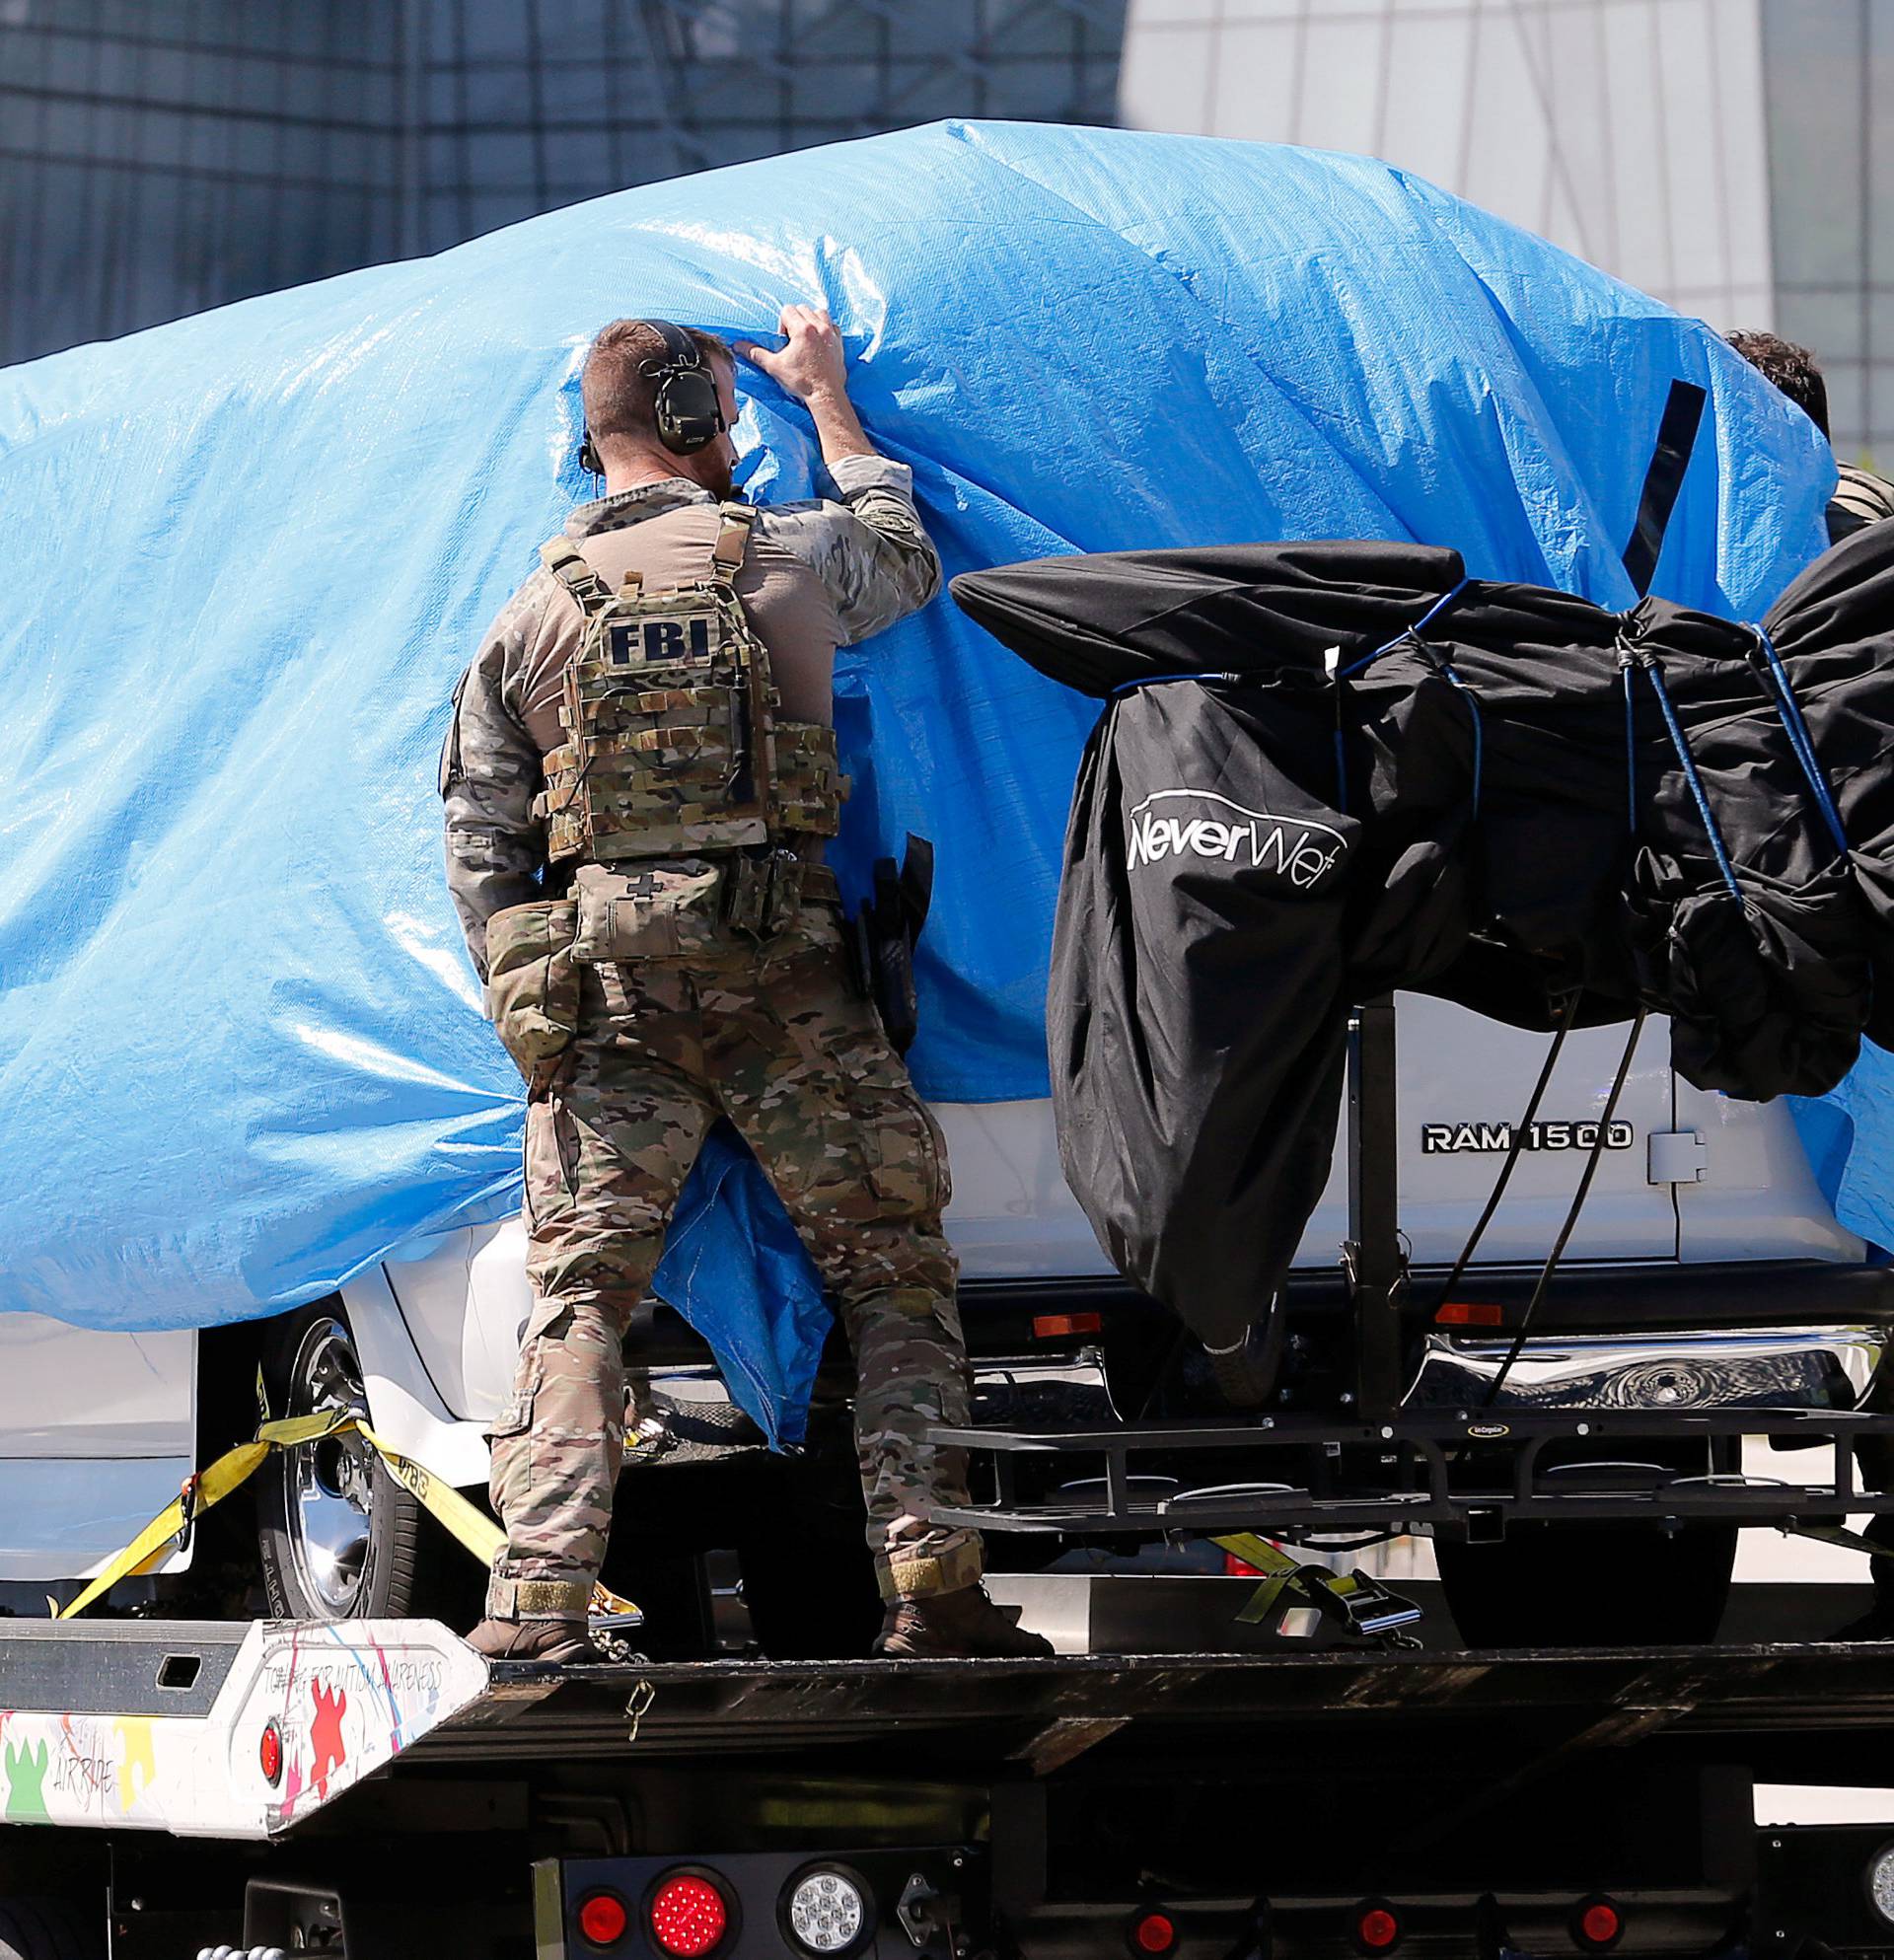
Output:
[{"xmin": 441, "ymin": 308, "xmax": 1050, "ymax": 1661}]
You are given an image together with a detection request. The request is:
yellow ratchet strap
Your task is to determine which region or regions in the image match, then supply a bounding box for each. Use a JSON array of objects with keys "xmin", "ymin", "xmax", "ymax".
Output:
[
  {"xmin": 1210, "ymin": 1531, "xmax": 1422, "ymax": 1641},
  {"xmin": 57, "ymin": 1408, "xmax": 639, "ymax": 1626}
]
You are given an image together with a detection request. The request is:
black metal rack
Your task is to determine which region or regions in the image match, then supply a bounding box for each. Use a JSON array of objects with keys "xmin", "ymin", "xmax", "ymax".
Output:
[
  {"xmin": 1347, "ymin": 995, "xmax": 1406, "ymax": 1421},
  {"xmin": 929, "ymin": 1405, "xmax": 1894, "ymax": 1538},
  {"xmin": 931, "ymin": 998, "xmax": 1894, "ymax": 1543}
]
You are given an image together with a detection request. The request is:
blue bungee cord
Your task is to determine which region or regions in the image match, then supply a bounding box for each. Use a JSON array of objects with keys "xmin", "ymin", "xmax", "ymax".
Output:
[
  {"xmin": 1620, "ymin": 633, "xmax": 1742, "ymax": 901},
  {"xmin": 1337, "ymin": 578, "xmax": 1470, "ymax": 679},
  {"xmin": 1751, "ymin": 623, "xmax": 1849, "ymax": 857},
  {"xmin": 1335, "ymin": 578, "xmax": 1474, "ymax": 813},
  {"xmin": 1109, "ymin": 670, "xmax": 1234, "ymax": 697},
  {"xmin": 1438, "ymin": 665, "xmax": 1485, "ymax": 821}
]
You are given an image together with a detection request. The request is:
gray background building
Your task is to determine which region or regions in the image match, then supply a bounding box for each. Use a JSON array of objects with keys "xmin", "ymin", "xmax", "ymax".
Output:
[
  {"xmin": 0, "ymin": 0, "xmax": 1126, "ymax": 367},
  {"xmin": 1119, "ymin": 0, "xmax": 1892, "ymax": 462},
  {"xmin": 4, "ymin": 0, "xmax": 1886, "ymax": 466}
]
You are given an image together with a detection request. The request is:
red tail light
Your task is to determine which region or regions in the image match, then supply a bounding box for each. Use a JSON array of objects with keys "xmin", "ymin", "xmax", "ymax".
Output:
[
  {"xmin": 578, "ymin": 1892, "xmax": 630, "ymax": 1947},
  {"xmin": 1353, "ymin": 1902, "xmax": 1403, "ymax": 1953},
  {"xmin": 1574, "ymin": 1897, "xmax": 1624, "ymax": 1949},
  {"xmin": 258, "ymin": 1719, "xmax": 282, "ymax": 1786},
  {"xmin": 647, "ymin": 1872, "xmax": 730, "ymax": 1958},
  {"xmin": 1129, "ymin": 1910, "xmax": 1178, "ymax": 1955}
]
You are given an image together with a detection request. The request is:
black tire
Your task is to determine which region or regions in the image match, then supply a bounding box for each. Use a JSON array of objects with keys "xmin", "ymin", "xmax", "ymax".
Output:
[
  {"xmin": 1435, "ymin": 1522, "xmax": 1737, "ymax": 1648},
  {"xmin": 255, "ymin": 1303, "xmax": 480, "ymax": 1628},
  {"xmin": 0, "ymin": 1898, "xmax": 104, "ymax": 1960}
]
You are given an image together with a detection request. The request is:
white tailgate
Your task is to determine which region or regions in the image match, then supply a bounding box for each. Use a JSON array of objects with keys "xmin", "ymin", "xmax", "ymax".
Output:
[
  {"xmin": 1673, "ymin": 1072, "xmax": 1861, "ymax": 1263},
  {"xmin": 943, "ymin": 994, "xmax": 1682, "ymax": 1276},
  {"xmin": 1392, "ymin": 994, "xmax": 1679, "ymax": 1266}
]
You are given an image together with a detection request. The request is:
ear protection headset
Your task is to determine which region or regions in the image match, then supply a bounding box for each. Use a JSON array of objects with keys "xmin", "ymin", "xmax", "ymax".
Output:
[{"xmin": 579, "ymin": 318, "xmax": 728, "ymax": 475}]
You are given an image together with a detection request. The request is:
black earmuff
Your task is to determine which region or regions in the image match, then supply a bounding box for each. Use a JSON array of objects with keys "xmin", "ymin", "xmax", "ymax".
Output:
[{"xmin": 643, "ymin": 318, "xmax": 727, "ymax": 457}]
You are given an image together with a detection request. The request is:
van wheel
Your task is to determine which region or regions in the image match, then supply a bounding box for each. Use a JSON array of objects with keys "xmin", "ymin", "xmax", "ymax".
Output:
[
  {"xmin": 1434, "ymin": 1522, "xmax": 1737, "ymax": 1648},
  {"xmin": 255, "ymin": 1304, "xmax": 479, "ymax": 1627}
]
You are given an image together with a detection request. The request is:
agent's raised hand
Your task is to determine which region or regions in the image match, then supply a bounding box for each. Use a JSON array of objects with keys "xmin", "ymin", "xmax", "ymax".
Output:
[{"xmin": 735, "ymin": 303, "xmax": 849, "ymax": 405}]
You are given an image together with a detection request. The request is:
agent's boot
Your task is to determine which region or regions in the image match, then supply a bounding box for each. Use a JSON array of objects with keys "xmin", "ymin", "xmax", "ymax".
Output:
[
  {"xmin": 467, "ymin": 1617, "xmax": 595, "ymax": 1664},
  {"xmin": 875, "ymin": 1583, "xmax": 1055, "ymax": 1658}
]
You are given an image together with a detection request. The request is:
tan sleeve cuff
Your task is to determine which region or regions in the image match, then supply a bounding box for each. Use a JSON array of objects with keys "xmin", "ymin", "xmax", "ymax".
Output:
[{"xmin": 828, "ymin": 452, "xmax": 915, "ymax": 500}]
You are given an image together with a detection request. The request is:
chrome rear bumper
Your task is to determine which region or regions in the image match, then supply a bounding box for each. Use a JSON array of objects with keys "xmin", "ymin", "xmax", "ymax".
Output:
[{"xmin": 1409, "ymin": 1326, "xmax": 1887, "ymax": 1414}]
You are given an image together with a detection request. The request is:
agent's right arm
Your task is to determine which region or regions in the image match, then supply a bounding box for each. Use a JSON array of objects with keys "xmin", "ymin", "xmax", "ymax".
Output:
[
  {"xmin": 440, "ymin": 583, "xmax": 548, "ymax": 984},
  {"xmin": 737, "ymin": 304, "xmax": 943, "ymax": 641}
]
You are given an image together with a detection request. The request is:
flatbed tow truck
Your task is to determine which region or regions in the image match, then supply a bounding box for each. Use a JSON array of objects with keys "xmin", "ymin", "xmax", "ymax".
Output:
[
  {"xmin": 4, "ymin": 1614, "xmax": 1894, "ymax": 1960},
  {"xmin": 8, "ymin": 1009, "xmax": 1894, "ymax": 1960}
]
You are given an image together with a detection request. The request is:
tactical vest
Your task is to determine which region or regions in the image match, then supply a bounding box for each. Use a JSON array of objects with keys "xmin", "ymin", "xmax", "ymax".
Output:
[{"xmin": 533, "ymin": 503, "xmax": 847, "ymax": 866}]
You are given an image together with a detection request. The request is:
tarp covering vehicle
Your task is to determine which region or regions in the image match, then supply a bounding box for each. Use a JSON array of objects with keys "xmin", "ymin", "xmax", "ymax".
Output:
[{"xmin": 0, "ymin": 118, "xmax": 1859, "ymax": 1431}]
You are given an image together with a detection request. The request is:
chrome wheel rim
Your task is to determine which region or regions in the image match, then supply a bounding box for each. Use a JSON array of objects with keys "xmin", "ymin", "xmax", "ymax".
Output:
[{"xmin": 283, "ymin": 1317, "xmax": 377, "ymax": 1616}]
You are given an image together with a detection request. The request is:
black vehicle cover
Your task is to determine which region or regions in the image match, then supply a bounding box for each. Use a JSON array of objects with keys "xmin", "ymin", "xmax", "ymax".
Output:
[{"xmin": 951, "ymin": 524, "xmax": 1894, "ymax": 1346}]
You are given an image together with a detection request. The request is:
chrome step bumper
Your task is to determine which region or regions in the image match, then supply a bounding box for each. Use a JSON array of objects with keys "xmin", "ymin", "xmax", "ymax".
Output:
[{"xmin": 1410, "ymin": 1326, "xmax": 1887, "ymax": 1414}]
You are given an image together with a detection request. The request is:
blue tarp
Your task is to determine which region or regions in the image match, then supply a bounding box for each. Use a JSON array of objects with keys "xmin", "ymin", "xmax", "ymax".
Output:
[
  {"xmin": 0, "ymin": 120, "xmax": 1846, "ymax": 1439},
  {"xmin": 1792, "ymin": 1067, "xmax": 1894, "ymax": 1261}
]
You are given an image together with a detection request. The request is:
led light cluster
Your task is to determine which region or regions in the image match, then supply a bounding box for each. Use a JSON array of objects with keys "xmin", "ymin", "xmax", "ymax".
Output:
[
  {"xmin": 1868, "ymin": 1846, "xmax": 1894, "ymax": 1925},
  {"xmin": 786, "ymin": 1870, "xmax": 866, "ymax": 1954}
]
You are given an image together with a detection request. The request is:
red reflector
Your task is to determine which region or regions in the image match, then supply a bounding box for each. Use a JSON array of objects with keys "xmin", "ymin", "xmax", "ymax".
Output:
[
  {"xmin": 579, "ymin": 1893, "xmax": 630, "ymax": 1947},
  {"xmin": 1578, "ymin": 1903, "xmax": 1623, "ymax": 1947},
  {"xmin": 1435, "ymin": 1301, "xmax": 1505, "ymax": 1327},
  {"xmin": 1356, "ymin": 1907, "xmax": 1401, "ymax": 1951},
  {"xmin": 1131, "ymin": 1912, "xmax": 1177, "ymax": 1955},
  {"xmin": 258, "ymin": 1720, "xmax": 282, "ymax": 1786},
  {"xmin": 1223, "ymin": 1552, "xmax": 1264, "ymax": 1577},
  {"xmin": 648, "ymin": 1874, "xmax": 728, "ymax": 1958},
  {"xmin": 1033, "ymin": 1311, "xmax": 1104, "ymax": 1339}
]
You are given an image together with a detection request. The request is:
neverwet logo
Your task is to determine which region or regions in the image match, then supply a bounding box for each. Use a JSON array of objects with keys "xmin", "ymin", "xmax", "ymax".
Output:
[{"xmin": 1127, "ymin": 789, "xmax": 1346, "ymax": 890}]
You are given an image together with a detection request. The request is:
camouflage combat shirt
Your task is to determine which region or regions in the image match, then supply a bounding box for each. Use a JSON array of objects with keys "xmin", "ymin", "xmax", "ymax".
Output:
[
  {"xmin": 1829, "ymin": 461, "xmax": 1894, "ymax": 545},
  {"xmin": 441, "ymin": 453, "xmax": 941, "ymax": 979}
]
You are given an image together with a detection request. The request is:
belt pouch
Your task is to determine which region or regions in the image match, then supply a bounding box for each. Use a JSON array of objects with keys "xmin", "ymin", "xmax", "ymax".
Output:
[
  {"xmin": 720, "ymin": 848, "xmax": 808, "ymax": 938},
  {"xmin": 483, "ymin": 898, "xmax": 581, "ymax": 1077}
]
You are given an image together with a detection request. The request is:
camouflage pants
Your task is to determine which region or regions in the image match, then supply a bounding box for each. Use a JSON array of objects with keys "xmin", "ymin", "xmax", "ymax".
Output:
[{"xmin": 485, "ymin": 898, "xmax": 982, "ymax": 1619}]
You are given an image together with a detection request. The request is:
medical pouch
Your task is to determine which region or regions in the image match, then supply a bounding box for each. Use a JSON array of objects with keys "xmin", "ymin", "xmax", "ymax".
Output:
[
  {"xmin": 571, "ymin": 860, "xmax": 729, "ymax": 963},
  {"xmin": 483, "ymin": 898, "xmax": 581, "ymax": 1077}
]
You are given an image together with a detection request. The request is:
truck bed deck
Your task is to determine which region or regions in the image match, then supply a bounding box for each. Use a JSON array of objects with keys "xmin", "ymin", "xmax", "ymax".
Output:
[
  {"xmin": 461, "ymin": 1642, "xmax": 1894, "ymax": 1757},
  {"xmin": 3, "ymin": 1619, "xmax": 1892, "ymax": 1842}
]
